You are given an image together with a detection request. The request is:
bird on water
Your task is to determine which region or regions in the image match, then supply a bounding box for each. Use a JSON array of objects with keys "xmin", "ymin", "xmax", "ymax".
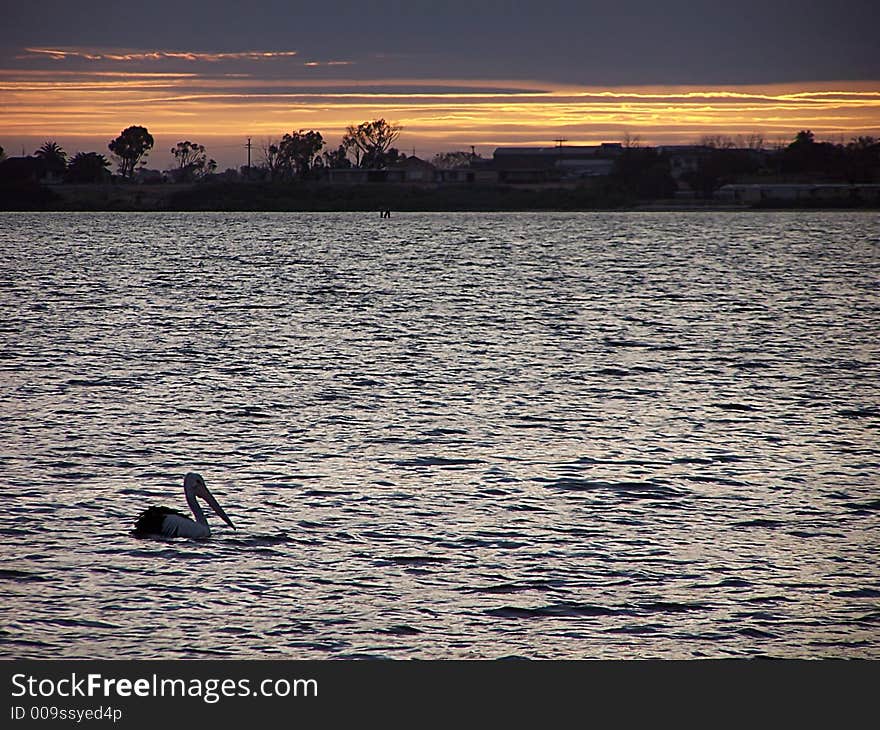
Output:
[{"xmin": 134, "ymin": 472, "xmax": 235, "ymax": 539}]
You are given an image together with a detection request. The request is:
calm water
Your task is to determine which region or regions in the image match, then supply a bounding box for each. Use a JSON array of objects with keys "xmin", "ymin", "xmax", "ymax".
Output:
[{"xmin": 1, "ymin": 211, "xmax": 878, "ymax": 659}]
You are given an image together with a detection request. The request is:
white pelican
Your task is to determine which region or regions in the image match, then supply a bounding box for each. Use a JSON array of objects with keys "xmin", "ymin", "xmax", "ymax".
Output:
[{"xmin": 134, "ymin": 473, "xmax": 235, "ymax": 539}]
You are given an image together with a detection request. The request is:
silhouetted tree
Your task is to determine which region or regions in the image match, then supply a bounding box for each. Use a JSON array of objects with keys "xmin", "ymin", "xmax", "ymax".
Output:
[
  {"xmin": 431, "ymin": 151, "xmax": 481, "ymax": 168},
  {"xmin": 699, "ymin": 134, "xmax": 765, "ymax": 153},
  {"xmin": 322, "ymin": 145, "xmax": 352, "ymax": 169},
  {"xmin": 844, "ymin": 136, "xmax": 880, "ymax": 183},
  {"xmin": 0, "ymin": 145, "xmax": 5, "ymax": 161},
  {"xmin": 376, "ymin": 147, "xmax": 403, "ymax": 168},
  {"xmin": 258, "ymin": 138, "xmax": 283, "ymax": 181},
  {"xmin": 342, "ymin": 119, "xmax": 402, "ymax": 168},
  {"xmin": 218, "ymin": 167, "xmax": 241, "ymax": 182},
  {"xmin": 738, "ymin": 133, "xmax": 766, "ymax": 151},
  {"xmin": 277, "ymin": 130, "xmax": 324, "ymax": 179},
  {"xmin": 684, "ymin": 146, "xmax": 762, "ymax": 197},
  {"xmin": 169, "ymin": 140, "xmax": 216, "ymax": 182},
  {"xmin": 65, "ymin": 152, "xmax": 112, "ymax": 183},
  {"xmin": 340, "ymin": 135, "xmax": 361, "ymax": 167},
  {"xmin": 108, "ymin": 125, "xmax": 154, "ymax": 178},
  {"xmin": 700, "ymin": 135, "xmax": 737, "ymax": 150},
  {"xmin": 848, "ymin": 135, "xmax": 876, "ymax": 150},
  {"xmin": 611, "ymin": 146, "xmax": 675, "ymax": 200},
  {"xmin": 779, "ymin": 129, "xmax": 845, "ymax": 179},
  {"xmin": 621, "ymin": 131, "xmax": 641, "ymax": 149},
  {"xmin": 34, "ymin": 141, "xmax": 67, "ymax": 175}
]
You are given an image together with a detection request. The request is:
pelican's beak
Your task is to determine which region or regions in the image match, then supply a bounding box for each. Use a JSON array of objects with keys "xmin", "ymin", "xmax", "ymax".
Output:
[{"xmin": 198, "ymin": 483, "xmax": 236, "ymax": 530}]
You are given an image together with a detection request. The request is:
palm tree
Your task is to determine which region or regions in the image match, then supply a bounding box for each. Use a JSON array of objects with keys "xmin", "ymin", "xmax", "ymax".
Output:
[
  {"xmin": 66, "ymin": 152, "xmax": 111, "ymax": 183},
  {"xmin": 34, "ymin": 141, "xmax": 67, "ymax": 174}
]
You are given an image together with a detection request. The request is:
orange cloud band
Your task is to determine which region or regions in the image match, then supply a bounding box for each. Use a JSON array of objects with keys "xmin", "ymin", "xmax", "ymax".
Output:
[
  {"xmin": 19, "ymin": 47, "xmax": 300, "ymax": 62},
  {"xmin": 2, "ymin": 71, "xmax": 878, "ymax": 150}
]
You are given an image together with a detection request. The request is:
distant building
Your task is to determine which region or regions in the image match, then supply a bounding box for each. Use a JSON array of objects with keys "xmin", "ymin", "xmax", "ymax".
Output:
[
  {"xmin": 492, "ymin": 144, "xmax": 622, "ymax": 184},
  {"xmin": 435, "ymin": 158, "xmax": 498, "ymax": 184},
  {"xmin": 395, "ymin": 156, "xmax": 436, "ymax": 183},
  {"xmin": 718, "ymin": 183, "xmax": 880, "ymax": 204},
  {"xmin": 0, "ymin": 156, "xmax": 63, "ymax": 185},
  {"xmin": 656, "ymin": 145, "xmax": 709, "ymax": 181},
  {"xmin": 325, "ymin": 157, "xmax": 435, "ymax": 185},
  {"xmin": 659, "ymin": 145, "xmax": 773, "ymax": 196},
  {"xmin": 326, "ymin": 168, "xmax": 374, "ymax": 184},
  {"xmin": 323, "ymin": 145, "xmax": 622, "ymax": 186}
]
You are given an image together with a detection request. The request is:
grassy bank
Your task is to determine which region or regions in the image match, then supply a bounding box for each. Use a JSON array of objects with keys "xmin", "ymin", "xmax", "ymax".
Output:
[
  {"xmin": 2, "ymin": 181, "xmax": 878, "ymax": 212},
  {"xmin": 2, "ymin": 181, "xmax": 642, "ymax": 212}
]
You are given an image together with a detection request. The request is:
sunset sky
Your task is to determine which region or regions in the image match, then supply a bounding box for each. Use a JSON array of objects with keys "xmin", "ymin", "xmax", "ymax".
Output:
[{"xmin": 3, "ymin": 0, "xmax": 879, "ymax": 170}]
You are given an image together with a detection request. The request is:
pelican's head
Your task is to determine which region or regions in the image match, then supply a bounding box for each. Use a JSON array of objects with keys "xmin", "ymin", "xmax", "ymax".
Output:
[{"xmin": 184, "ymin": 472, "xmax": 236, "ymax": 530}]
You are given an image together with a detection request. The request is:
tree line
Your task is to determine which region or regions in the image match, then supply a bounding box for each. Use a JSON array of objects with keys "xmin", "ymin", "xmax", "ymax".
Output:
[
  {"xmin": 683, "ymin": 131, "xmax": 879, "ymax": 197},
  {"xmin": 257, "ymin": 118, "xmax": 406, "ymax": 181},
  {"xmin": 2, "ymin": 126, "xmax": 878, "ymax": 194},
  {"xmin": 607, "ymin": 131, "xmax": 880, "ymax": 200},
  {"xmin": 0, "ymin": 118, "xmax": 408, "ymax": 184},
  {"xmin": 0, "ymin": 127, "xmax": 214, "ymax": 184}
]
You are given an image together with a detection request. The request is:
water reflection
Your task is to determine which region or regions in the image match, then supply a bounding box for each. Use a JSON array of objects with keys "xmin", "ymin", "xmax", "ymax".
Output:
[{"xmin": 0, "ymin": 211, "xmax": 878, "ymax": 658}]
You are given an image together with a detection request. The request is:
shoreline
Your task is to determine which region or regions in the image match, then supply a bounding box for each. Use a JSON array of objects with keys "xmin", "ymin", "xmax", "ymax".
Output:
[{"xmin": 2, "ymin": 181, "xmax": 878, "ymax": 213}]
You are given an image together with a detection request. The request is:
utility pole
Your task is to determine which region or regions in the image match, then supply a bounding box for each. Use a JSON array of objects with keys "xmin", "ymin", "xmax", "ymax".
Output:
[{"xmin": 245, "ymin": 137, "xmax": 252, "ymax": 173}]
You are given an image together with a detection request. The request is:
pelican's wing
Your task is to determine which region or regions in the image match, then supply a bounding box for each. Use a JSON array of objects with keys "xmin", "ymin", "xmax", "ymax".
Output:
[
  {"xmin": 159, "ymin": 513, "xmax": 211, "ymax": 539},
  {"xmin": 134, "ymin": 506, "xmax": 185, "ymax": 537}
]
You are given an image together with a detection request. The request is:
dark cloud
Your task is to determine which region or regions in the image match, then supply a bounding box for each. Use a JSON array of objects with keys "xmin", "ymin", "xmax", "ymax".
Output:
[{"xmin": 5, "ymin": 0, "xmax": 879, "ymax": 84}]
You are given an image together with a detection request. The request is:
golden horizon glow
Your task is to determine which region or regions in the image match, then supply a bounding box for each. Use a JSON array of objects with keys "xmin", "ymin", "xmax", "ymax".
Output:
[{"xmin": 2, "ymin": 59, "xmax": 879, "ymax": 167}]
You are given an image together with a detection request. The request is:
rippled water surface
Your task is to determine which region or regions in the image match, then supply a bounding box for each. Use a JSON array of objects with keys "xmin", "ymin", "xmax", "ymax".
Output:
[{"xmin": 1, "ymin": 211, "xmax": 878, "ymax": 659}]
